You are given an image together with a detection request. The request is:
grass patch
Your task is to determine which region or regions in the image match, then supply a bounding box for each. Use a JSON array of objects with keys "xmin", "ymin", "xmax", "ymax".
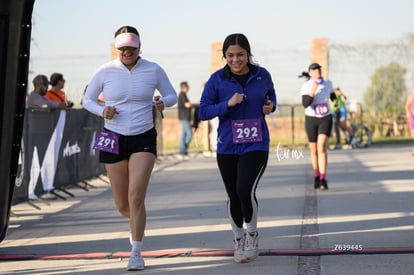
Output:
[{"xmin": 371, "ymin": 136, "xmax": 413, "ymax": 145}]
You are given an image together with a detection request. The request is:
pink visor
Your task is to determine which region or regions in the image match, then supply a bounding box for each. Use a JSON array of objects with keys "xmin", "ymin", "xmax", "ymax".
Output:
[{"xmin": 115, "ymin": 33, "xmax": 140, "ymax": 49}]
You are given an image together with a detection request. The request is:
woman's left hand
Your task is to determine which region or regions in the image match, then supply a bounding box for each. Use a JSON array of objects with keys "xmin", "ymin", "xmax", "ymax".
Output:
[{"xmin": 262, "ymin": 100, "xmax": 274, "ymax": 115}]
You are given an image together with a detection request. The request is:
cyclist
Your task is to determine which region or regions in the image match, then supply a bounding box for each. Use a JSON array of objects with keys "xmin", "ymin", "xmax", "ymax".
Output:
[{"xmin": 330, "ymin": 87, "xmax": 356, "ymax": 148}]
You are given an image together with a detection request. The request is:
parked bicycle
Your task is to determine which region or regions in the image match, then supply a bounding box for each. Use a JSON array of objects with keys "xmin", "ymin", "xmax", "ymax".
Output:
[
  {"xmin": 348, "ymin": 119, "xmax": 372, "ymax": 148},
  {"xmin": 331, "ymin": 110, "xmax": 372, "ymax": 149}
]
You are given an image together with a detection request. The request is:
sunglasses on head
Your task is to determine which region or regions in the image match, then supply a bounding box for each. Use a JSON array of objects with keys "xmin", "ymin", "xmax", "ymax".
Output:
[{"xmin": 118, "ymin": 46, "xmax": 137, "ymax": 52}]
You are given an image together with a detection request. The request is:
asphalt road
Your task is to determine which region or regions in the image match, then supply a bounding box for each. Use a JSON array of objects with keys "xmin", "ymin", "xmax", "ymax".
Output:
[{"xmin": 1, "ymin": 144, "xmax": 413, "ymax": 274}]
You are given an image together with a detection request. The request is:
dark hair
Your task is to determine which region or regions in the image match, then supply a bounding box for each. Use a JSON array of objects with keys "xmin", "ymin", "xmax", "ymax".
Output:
[
  {"xmin": 222, "ymin": 33, "xmax": 255, "ymax": 64},
  {"xmin": 308, "ymin": 63, "xmax": 322, "ymax": 71},
  {"xmin": 50, "ymin": 73, "xmax": 64, "ymax": 86},
  {"xmin": 298, "ymin": 71, "xmax": 310, "ymax": 80},
  {"xmin": 32, "ymin": 74, "xmax": 48, "ymax": 85},
  {"xmin": 114, "ymin": 26, "xmax": 139, "ymax": 38}
]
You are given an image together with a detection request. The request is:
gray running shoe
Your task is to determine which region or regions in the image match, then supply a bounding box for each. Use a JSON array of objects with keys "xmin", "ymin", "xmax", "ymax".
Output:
[{"xmin": 127, "ymin": 251, "xmax": 145, "ymax": 271}]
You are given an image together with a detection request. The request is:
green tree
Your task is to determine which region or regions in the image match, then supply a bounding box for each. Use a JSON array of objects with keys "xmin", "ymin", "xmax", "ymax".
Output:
[{"xmin": 364, "ymin": 62, "xmax": 407, "ymax": 136}]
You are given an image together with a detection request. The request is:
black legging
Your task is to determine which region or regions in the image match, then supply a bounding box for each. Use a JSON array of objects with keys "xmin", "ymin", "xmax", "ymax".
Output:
[{"xmin": 217, "ymin": 151, "xmax": 268, "ymax": 230}]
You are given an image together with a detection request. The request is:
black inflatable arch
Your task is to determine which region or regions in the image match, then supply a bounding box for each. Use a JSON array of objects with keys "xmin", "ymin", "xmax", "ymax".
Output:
[{"xmin": 0, "ymin": 0, "xmax": 34, "ymax": 242}]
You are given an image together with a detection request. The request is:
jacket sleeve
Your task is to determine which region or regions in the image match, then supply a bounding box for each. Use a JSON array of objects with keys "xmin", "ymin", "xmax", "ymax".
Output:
[
  {"xmin": 265, "ymin": 87, "xmax": 277, "ymax": 112},
  {"xmin": 302, "ymin": 95, "xmax": 313, "ymax": 108},
  {"xmin": 330, "ymin": 92, "xmax": 337, "ymax": 101},
  {"xmin": 198, "ymin": 76, "xmax": 231, "ymax": 120},
  {"xmin": 82, "ymin": 70, "xmax": 105, "ymax": 117},
  {"xmin": 265, "ymin": 71, "xmax": 277, "ymax": 112},
  {"xmin": 156, "ymin": 65, "xmax": 177, "ymax": 107}
]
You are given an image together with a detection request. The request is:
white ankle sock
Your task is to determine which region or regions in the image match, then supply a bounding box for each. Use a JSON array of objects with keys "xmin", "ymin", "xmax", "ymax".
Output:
[{"xmin": 132, "ymin": 241, "xmax": 143, "ymax": 254}]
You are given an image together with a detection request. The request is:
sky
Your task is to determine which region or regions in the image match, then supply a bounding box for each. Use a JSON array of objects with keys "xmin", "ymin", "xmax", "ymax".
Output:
[{"xmin": 29, "ymin": 0, "xmax": 414, "ymax": 105}]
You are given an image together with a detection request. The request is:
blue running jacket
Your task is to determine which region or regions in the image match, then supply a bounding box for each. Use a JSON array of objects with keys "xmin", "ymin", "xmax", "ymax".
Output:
[{"xmin": 199, "ymin": 64, "xmax": 277, "ymax": 155}]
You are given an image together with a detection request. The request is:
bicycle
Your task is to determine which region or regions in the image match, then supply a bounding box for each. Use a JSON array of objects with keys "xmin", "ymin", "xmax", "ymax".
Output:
[
  {"xmin": 331, "ymin": 111, "xmax": 372, "ymax": 149},
  {"xmin": 349, "ymin": 120, "xmax": 372, "ymax": 148}
]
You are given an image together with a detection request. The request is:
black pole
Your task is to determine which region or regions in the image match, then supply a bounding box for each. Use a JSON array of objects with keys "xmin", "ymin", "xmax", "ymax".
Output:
[{"xmin": 0, "ymin": 0, "xmax": 35, "ymax": 242}]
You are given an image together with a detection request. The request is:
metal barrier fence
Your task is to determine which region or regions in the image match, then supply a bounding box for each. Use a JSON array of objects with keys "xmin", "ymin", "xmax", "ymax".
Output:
[{"xmin": 12, "ymin": 109, "xmax": 105, "ymax": 205}]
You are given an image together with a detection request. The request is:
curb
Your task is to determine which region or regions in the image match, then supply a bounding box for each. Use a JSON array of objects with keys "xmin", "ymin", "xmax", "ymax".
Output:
[{"xmin": 2, "ymin": 247, "xmax": 414, "ymax": 261}]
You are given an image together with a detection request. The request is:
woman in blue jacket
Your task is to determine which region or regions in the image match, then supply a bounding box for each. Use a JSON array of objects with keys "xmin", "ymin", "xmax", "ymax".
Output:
[{"xmin": 199, "ymin": 33, "xmax": 277, "ymax": 263}]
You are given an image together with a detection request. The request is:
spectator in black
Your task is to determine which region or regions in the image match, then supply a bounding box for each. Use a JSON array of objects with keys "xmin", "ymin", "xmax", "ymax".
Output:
[{"xmin": 177, "ymin": 81, "xmax": 193, "ymax": 158}]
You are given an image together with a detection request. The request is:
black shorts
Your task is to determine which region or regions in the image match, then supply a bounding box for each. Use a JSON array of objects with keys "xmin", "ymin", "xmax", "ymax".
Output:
[
  {"xmin": 305, "ymin": 115, "xmax": 333, "ymax": 142},
  {"xmin": 99, "ymin": 128, "xmax": 157, "ymax": 163}
]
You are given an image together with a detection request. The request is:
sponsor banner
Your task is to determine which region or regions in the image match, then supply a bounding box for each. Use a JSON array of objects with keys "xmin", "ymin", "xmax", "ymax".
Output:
[{"xmin": 13, "ymin": 109, "xmax": 105, "ymax": 204}]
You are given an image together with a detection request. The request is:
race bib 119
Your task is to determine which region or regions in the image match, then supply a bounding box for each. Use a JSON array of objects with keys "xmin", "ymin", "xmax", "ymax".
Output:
[{"xmin": 314, "ymin": 103, "xmax": 329, "ymax": 116}]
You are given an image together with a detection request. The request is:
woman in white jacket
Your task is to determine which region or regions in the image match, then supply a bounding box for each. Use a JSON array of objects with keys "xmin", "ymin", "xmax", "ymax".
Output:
[
  {"xmin": 82, "ymin": 25, "xmax": 177, "ymax": 271},
  {"xmin": 301, "ymin": 63, "xmax": 335, "ymax": 190}
]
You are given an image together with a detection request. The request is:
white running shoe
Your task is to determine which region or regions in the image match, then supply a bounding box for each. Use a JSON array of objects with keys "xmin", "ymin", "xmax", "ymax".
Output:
[
  {"xmin": 127, "ymin": 251, "xmax": 145, "ymax": 271},
  {"xmin": 233, "ymin": 238, "xmax": 246, "ymax": 263},
  {"xmin": 244, "ymin": 232, "xmax": 259, "ymax": 262}
]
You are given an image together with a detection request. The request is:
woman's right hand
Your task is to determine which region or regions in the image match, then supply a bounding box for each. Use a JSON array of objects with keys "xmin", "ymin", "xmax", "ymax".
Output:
[
  {"xmin": 309, "ymin": 81, "xmax": 319, "ymax": 97},
  {"xmin": 227, "ymin": 92, "xmax": 245, "ymax": 108},
  {"xmin": 103, "ymin": 106, "xmax": 118, "ymax": 119}
]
